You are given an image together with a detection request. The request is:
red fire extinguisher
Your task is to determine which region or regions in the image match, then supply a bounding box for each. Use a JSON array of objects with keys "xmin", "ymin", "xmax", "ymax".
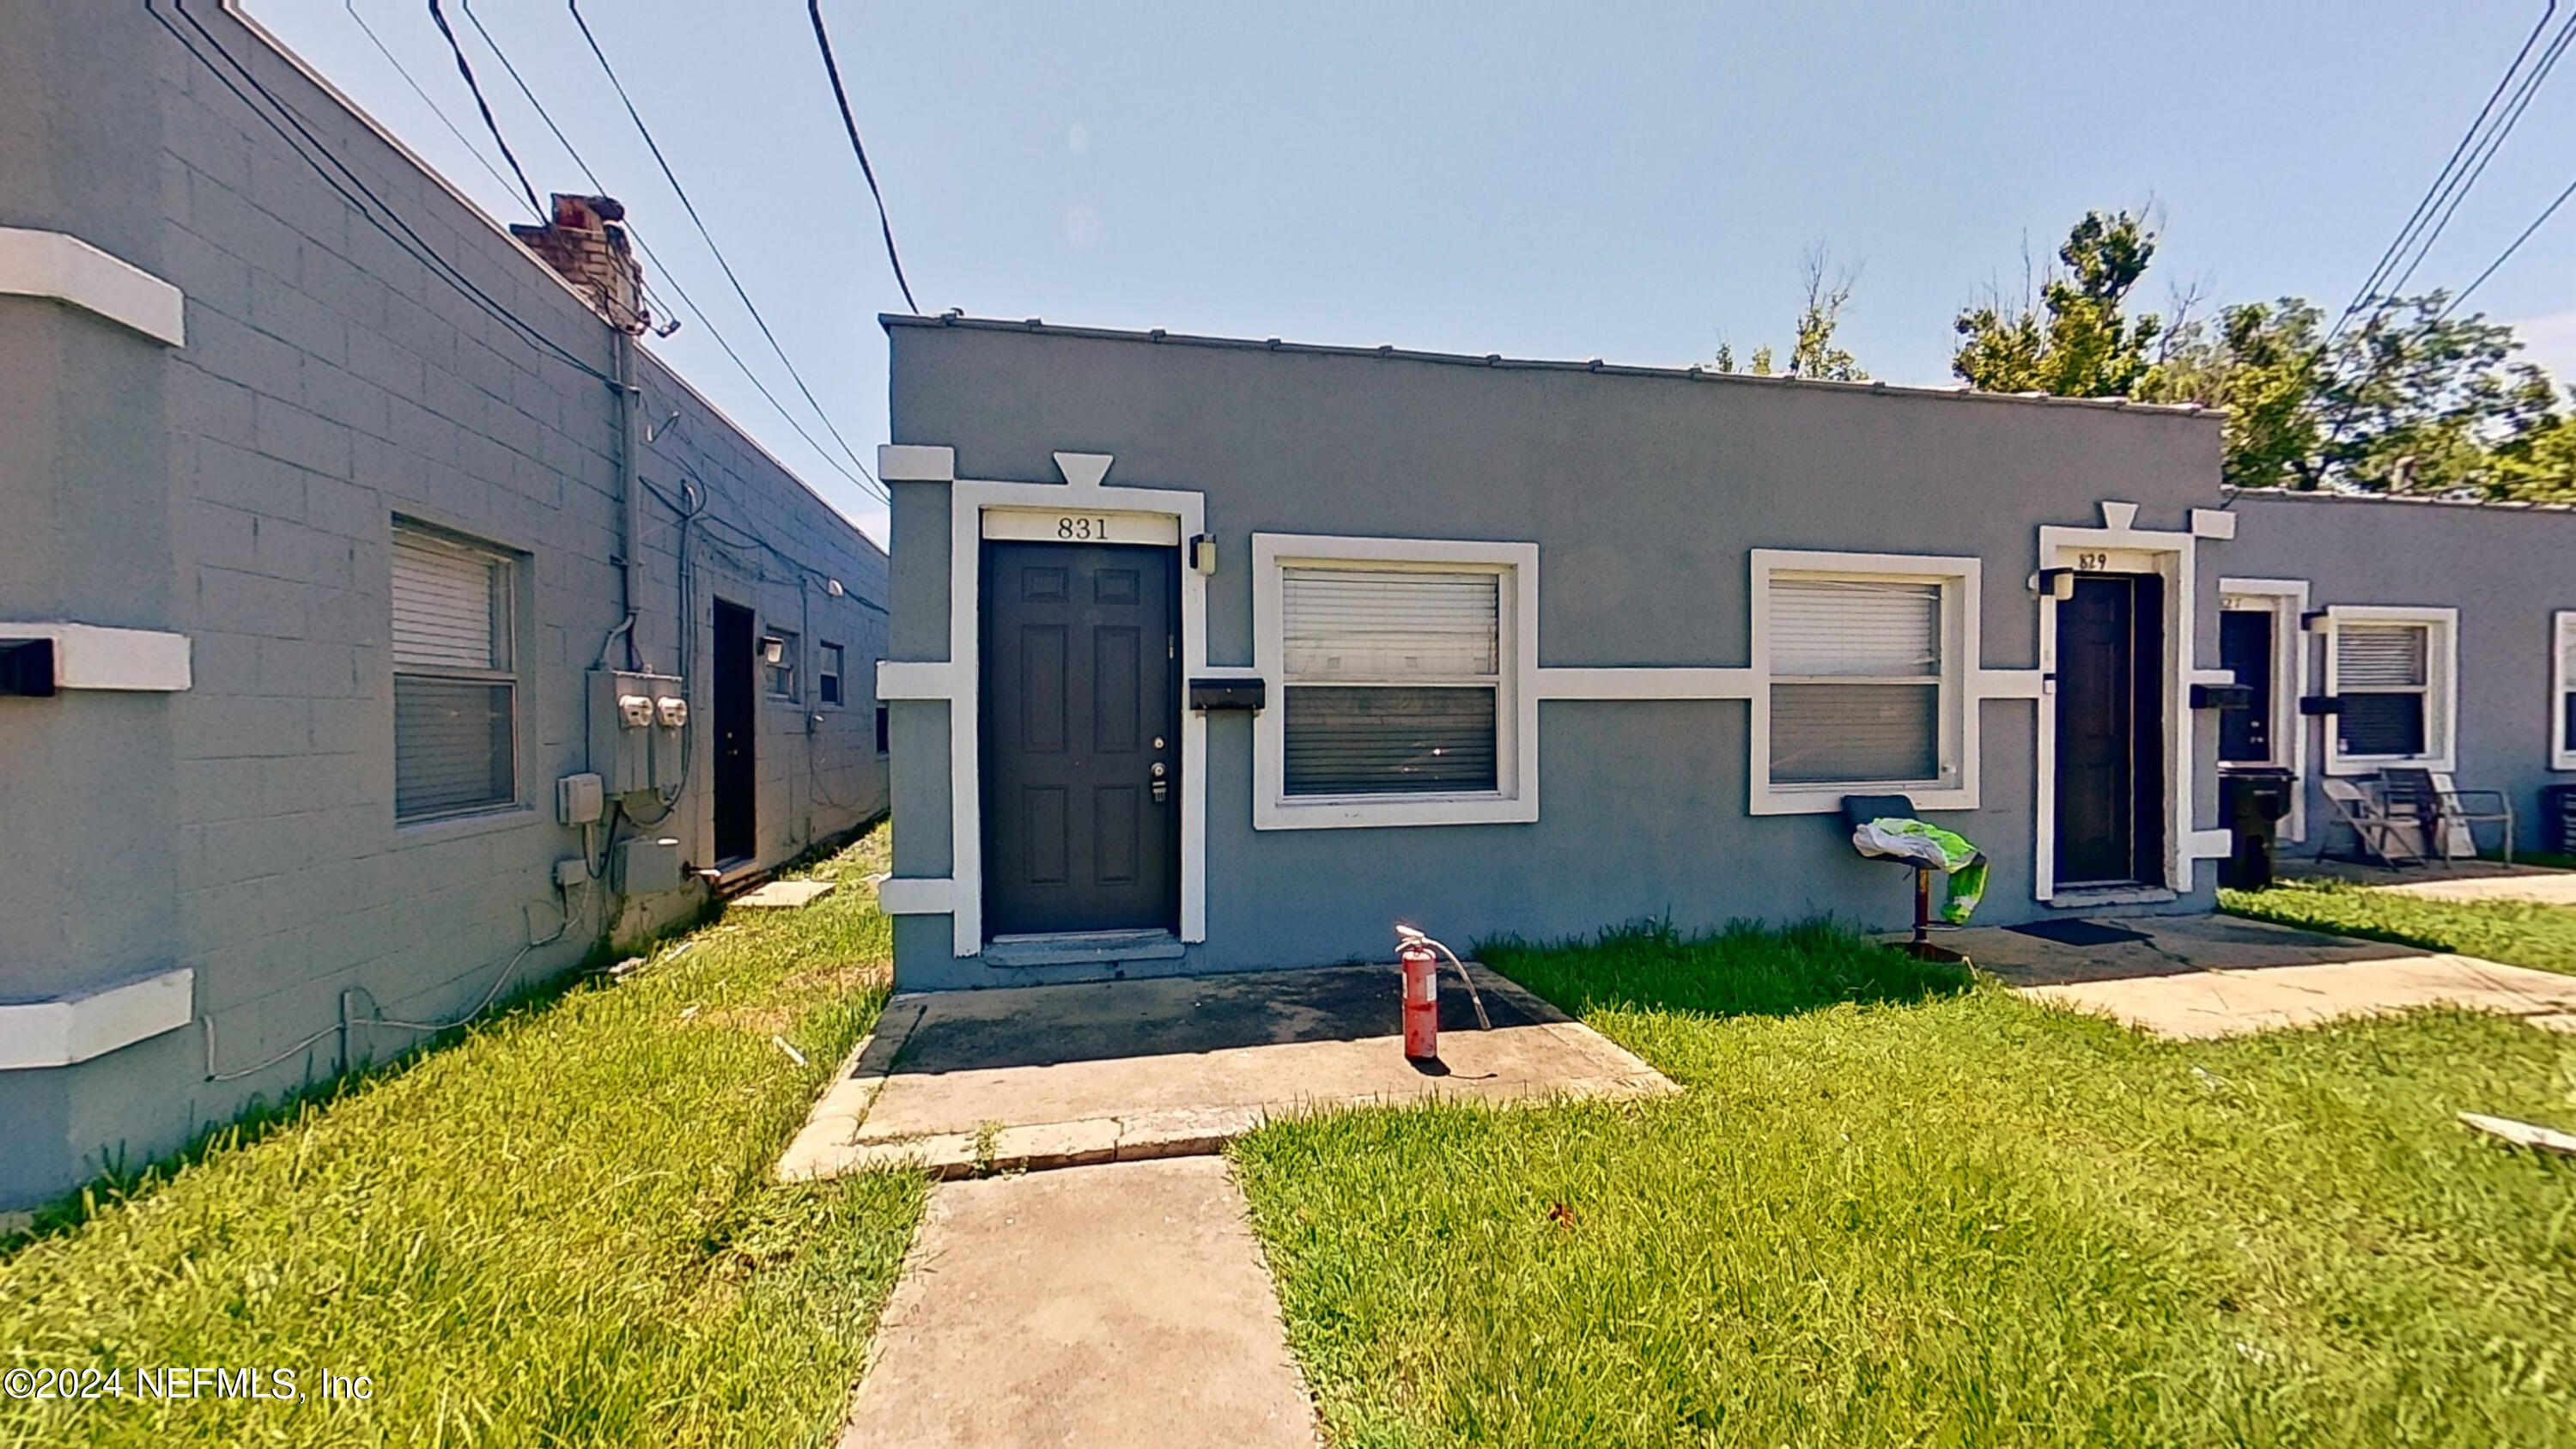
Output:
[{"xmin": 1396, "ymin": 924, "xmax": 1489, "ymax": 1061}]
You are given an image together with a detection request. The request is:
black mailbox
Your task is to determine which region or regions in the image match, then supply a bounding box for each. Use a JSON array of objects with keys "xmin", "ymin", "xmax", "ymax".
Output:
[
  {"xmin": 2190, "ymin": 682, "xmax": 2256, "ymax": 710},
  {"xmin": 0, "ymin": 638, "xmax": 58, "ymax": 697},
  {"xmin": 1189, "ymin": 678, "xmax": 1266, "ymax": 712},
  {"xmin": 2298, "ymin": 695, "xmax": 2346, "ymax": 715}
]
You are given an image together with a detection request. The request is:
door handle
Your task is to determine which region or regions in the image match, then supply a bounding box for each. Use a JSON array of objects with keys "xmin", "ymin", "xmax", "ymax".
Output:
[{"xmin": 1150, "ymin": 759, "xmax": 1168, "ymax": 804}]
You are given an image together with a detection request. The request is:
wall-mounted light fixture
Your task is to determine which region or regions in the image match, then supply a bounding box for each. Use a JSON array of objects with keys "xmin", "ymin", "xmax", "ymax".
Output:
[
  {"xmin": 1189, "ymin": 534, "xmax": 1218, "ymax": 576},
  {"xmin": 760, "ymin": 635, "xmax": 786, "ymax": 665}
]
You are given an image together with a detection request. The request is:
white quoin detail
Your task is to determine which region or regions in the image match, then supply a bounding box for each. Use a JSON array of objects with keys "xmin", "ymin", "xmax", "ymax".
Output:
[
  {"xmin": 2099, "ymin": 501, "xmax": 2141, "ymax": 531},
  {"xmin": 1053, "ymin": 452, "xmax": 1114, "ymax": 489}
]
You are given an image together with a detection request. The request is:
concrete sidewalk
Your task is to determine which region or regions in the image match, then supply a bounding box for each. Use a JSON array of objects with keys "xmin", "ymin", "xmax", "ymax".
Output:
[
  {"xmin": 1952, "ymin": 912, "xmax": 2576, "ymax": 1040},
  {"xmin": 837, "ymin": 1158, "xmax": 1319, "ymax": 1449},
  {"xmin": 780, "ymin": 964, "xmax": 1674, "ymax": 1181}
]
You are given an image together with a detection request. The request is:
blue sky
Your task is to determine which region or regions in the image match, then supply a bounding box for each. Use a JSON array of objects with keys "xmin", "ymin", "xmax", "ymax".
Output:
[{"xmin": 246, "ymin": 3, "xmax": 2576, "ymax": 544}]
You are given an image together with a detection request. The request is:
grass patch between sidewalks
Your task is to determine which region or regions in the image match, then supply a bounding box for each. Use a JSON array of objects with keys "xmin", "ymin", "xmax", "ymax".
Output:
[
  {"xmin": 0, "ymin": 825, "xmax": 921, "ymax": 1449},
  {"xmin": 1233, "ymin": 920, "xmax": 2576, "ymax": 1448},
  {"xmin": 2223, "ymin": 874, "xmax": 2576, "ymax": 977}
]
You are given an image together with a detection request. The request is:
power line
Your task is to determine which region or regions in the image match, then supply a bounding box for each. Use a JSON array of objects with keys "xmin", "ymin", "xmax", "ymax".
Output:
[
  {"xmin": 806, "ymin": 0, "xmax": 919, "ymax": 314},
  {"xmin": 423, "ymin": 0, "xmax": 545, "ymax": 220},
  {"xmin": 343, "ymin": 0, "xmax": 534, "ymax": 214},
  {"xmin": 564, "ymin": 0, "xmax": 883, "ymax": 490},
  {"xmin": 455, "ymin": 1, "xmax": 887, "ymax": 502},
  {"xmin": 2336, "ymin": 3, "xmax": 2573, "ymax": 337},
  {"xmin": 150, "ymin": 0, "xmax": 616, "ymax": 387},
  {"xmin": 2445, "ymin": 169, "xmax": 2576, "ymax": 318}
]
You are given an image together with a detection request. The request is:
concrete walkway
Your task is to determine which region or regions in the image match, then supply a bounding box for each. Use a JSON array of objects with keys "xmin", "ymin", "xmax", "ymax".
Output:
[
  {"xmin": 780, "ymin": 964, "xmax": 1674, "ymax": 1181},
  {"xmin": 837, "ymin": 1157, "xmax": 1318, "ymax": 1449},
  {"xmin": 1952, "ymin": 913, "xmax": 2576, "ymax": 1040}
]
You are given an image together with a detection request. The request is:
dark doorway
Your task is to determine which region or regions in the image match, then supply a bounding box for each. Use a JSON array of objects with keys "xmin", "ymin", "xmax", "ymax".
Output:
[
  {"xmin": 2055, "ymin": 573, "xmax": 2166, "ymax": 887},
  {"xmin": 981, "ymin": 540, "xmax": 1181, "ymax": 937},
  {"xmin": 712, "ymin": 598, "xmax": 757, "ymax": 865},
  {"xmin": 2218, "ymin": 609, "xmax": 2276, "ymax": 764}
]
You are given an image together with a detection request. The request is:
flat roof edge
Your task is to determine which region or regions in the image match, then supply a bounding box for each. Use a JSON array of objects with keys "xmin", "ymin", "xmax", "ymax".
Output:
[
  {"xmin": 879, "ymin": 314, "xmax": 2222, "ymax": 417},
  {"xmin": 2226, "ymin": 486, "xmax": 2576, "ymax": 514}
]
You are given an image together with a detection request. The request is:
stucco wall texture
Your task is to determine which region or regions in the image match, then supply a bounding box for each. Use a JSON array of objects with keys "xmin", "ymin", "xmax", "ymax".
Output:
[
  {"xmin": 2215, "ymin": 492, "xmax": 2576, "ymax": 857},
  {"xmin": 884, "ymin": 320, "xmax": 2233, "ymax": 990},
  {"xmin": 0, "ymin": 0, "xmax": 887, "ymax": 1210}
]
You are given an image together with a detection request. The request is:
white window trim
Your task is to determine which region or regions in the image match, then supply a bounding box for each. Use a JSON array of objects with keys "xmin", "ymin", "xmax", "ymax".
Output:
[
  {"xmin": 391, "ymin": 523, "xmax": 523, "ymax": 826},
  {"xmin": 2554, "ymin": 611, "xmax": 2576, "ymax": 772},
  {"xmin": 1253, "ymin": 533, "xmax": 1540, "ymax": 830},
  {"xmin": 2320, "ymin": 604, "xmax": 2458, "ymax": 776},
  {"xmin": 2216, "ymin": 579, "xmax": 2312, "ymax": 843},
  {"xmin": 1749, "ymin": 549, "xmax": 1980, "ymax": 816},
  {"xmin": 817, "ymin": 641, "xmax": 846, "ymax": 709}
]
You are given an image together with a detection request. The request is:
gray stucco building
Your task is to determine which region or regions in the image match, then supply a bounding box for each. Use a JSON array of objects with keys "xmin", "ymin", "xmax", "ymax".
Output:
[
  {"xmin": 1, "ymin": 1, "xmax": 888, "ymax": 1212},
  {"xmin": 875, "ymin": 317, "xmax": 2575, "ymax": 995}
]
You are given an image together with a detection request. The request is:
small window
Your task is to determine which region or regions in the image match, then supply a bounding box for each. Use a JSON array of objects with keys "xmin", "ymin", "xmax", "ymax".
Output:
[
  {"xmin": 818, "ymin": 642, "xmax": 844, "ymax": 706},
  {"xmin": 2324, "ymin": 606, "xmax": 2456, "ymax": 772},
  {"xmin": 875, "ymin": 703, "xmax": 890, "ymax": 755},
  {"xmin": 763, "ymin": 630, "xmax": 798, "ymax": 700},
  {"xmin": 392, "ymin": 526, "xmax": 517, "ymax": 821},
  {"xmin": 1282, "ymin": 569, "xmax": 1500, "ymax": 796},
  {"xmin": 1252, "ymin": 534, "xmax": 1537, "ymax": 830},
  {"xmin": 1752, "ymin": 551, "xmax": 1976, "ymax": 813}
]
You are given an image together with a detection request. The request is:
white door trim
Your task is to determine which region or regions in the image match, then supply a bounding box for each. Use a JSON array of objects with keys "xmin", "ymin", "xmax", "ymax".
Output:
[
  {"xmin": 2033, "ymin": 502, "xmax": 2206, "ymax": 901},
  {"xmin": 2217, "ymin": 577, "xmax": 2312, "ymax": 843},
  {"xmin": 890, "ymin": 449, "xmax": 1207, "ymax": 957}
]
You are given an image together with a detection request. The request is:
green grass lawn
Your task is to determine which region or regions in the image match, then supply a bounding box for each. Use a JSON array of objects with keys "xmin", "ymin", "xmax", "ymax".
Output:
[
  {"xmin": 0, "ymin": 825, "xmax": 921, "ymax": 1449},
  {"xmin": 1233, "ymin": 922, "xmax": 2576, "ymax": 1448},
  {"xmin": 2223, "ymin": 874, "xmax": 2576, "ymax": 977}
]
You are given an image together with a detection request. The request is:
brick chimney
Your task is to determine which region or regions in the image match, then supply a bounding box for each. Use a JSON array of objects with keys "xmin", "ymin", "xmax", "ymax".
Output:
[{"xmin": 512, "ymin": 193, "xmax": 650, "ymax": 334}]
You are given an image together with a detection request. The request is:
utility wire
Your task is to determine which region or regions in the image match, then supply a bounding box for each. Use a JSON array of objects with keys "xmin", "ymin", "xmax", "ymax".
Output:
[
  {"xmin": 459, "ymin": 1, "xmax": 887, "ymax": 503},
  {"xmin": 565, "ymin": 0, "xmax": 883, "ymax": 490},
  {"xmin": 806, "ymin": 0, "xmax": 919, "ymax": 313},
  {"xmin": 424, "ymin": 0, "xmax": 545, "ymax": 219},
  {"xmin": 2382, "ymin": 11, "xmax": 2576, "ymax": 301},
  {"xmin": 2444, "ymin": 169, "xmax": 2576, "ymax": 318},
  {"xmin": 150, "ymin": 0, "xmax": 616, "ymax": 387},
  {"xmin": 2336, "ymin": 3, "xmax": 2571, "ymax": 337},
  {"xmin": 344, "ymin": 0, "xmax": 536, "ymax": 215}
]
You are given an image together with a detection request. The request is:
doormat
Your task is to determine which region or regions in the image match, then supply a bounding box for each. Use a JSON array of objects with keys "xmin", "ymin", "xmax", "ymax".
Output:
[{"xmin": 2006, "ymin": 918, "xmax": 2153, "ymax": 947}]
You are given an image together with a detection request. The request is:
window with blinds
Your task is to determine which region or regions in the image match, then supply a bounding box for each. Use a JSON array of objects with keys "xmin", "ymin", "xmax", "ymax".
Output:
[
  {"xmin": 1765, "ymin": 575, "xmax": 1944, "ymax": 786},
  {"xmin": 2559, "ymin": 612, "xmax": 2576, "ymax": 767},
  {"xmin": 392, "ymin": 527, "xmax": 516, "ymax": 821},
  {"xmin": 1281, "ymin": 568, "xmax": 1500, "ymax": 796},
  {"xmin": 2335, "ymin": 621, "xmax": 2432, "ymax": 758}
]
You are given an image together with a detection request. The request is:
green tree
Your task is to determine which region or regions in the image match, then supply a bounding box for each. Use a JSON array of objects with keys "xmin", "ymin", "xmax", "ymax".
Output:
[
  {"xmin": 2311, "ymin": 295, "xmax": 2554, "ymax": 495},
  {"xmin": 1953, "ymin": 210, "xmax": 2163, "ymax": 398},
  {"xmin": 2142, "ymin": 299, "xmax": 2324, "ymax": 490},
  {"xmin": 1718, "ymin": 247, "xmax": 1866, "ymax": 381}
]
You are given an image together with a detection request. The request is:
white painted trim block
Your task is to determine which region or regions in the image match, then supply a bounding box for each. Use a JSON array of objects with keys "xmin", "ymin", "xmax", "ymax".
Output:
[
  {"xmin": 2190, "ymin": 508, "xmax": 2239, "ymax": 539},
  {"xmin": 2184, "ymin": 827, "xmax": 2235, "ymax": 860},
  {"xmin": 878, "ymin": 444, "xmax": 956, "ymax": 481},
  {"xmin": 877, "ymin": 878, "xmax": 957, "ymax": 916},
  {"xmin": 875, "ymin": 660, "xmax": 961, "ymax": 700},
  {"xmin": 2190, "ymin": 667, "xmax": 2237, "ymax": 686},
  {"xmin": 2, "ymin": 622, "xmax": 192, "ymax": 690},
  {"xmin": 0, "ymin": 228, "xmax": 185, "ymax": 346},
  {"xmin": 0, "ymin": 967, "xmax": 194, "ymax": 1070},
  {"xmin": 1973, "ymin": 668, "xmax": 2047, "ymax": 699}
]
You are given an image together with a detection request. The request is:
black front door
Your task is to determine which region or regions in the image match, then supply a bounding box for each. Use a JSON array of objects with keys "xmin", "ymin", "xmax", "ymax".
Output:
[
  {"xmin": 2055, "ymin": 573, "xmax": 2166, "ymax": 886},
  {"xmin": 2218, "ymin": 608, "xmax": 2275, "ymax": 764},
  {"xmin": 981, "ymin": 540, "xmax": 1181, "ymax": 936},
  {"xmin": 712, "ymin": 599, "xmax": 757, "ymax": 863}
]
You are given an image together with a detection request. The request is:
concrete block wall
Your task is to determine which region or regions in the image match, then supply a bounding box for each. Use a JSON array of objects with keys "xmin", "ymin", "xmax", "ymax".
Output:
[{"xmin": 0, "ymin": 0, "xmax": 886, "ymax": 1211}]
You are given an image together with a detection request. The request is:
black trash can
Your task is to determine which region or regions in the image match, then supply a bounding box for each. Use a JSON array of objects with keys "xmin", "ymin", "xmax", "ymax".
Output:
[{"xmin": 2220, "ymin": 769, "xmax": 2296, "ymax": 890}]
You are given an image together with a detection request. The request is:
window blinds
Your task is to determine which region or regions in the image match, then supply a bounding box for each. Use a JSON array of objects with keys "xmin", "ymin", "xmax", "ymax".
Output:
[
  {"xmin": 1284, "ymin": 570, "xmax": 1498, "ymax": 680},
  {"xmin": 1769, "ymin": 578, "xmax": 1940, "ymax": 678},
  {"xmin": 392, "ymin": 533, "xmax": 502, "ymax": 670},
  {"xmin": 2336, "ymin": 623, "xmax": 2427, "ymax": 689},
  {"xmin": 1766, "ymin": 576, "xmax": 1944, "ymax": 786},
  {"xmin": 1281, "ymin": 568, "xmax": 1502, "ymax": 797},
  {"xmin": 392, "ymin": 528, "xmax": 513, "ymax": 819}
]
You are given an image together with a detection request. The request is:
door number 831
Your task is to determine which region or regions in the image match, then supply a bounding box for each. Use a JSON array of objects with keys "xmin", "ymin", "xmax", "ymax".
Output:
[{"xmin": 1055, "ymin": 515, "xmax": 1115, "ymax": 540}]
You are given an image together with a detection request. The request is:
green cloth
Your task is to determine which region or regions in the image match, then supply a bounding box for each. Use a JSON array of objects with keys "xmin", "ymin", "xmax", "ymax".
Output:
[{"xmin": 1857, "ymin": 817, "xmax": 1989, "ymax": 923}]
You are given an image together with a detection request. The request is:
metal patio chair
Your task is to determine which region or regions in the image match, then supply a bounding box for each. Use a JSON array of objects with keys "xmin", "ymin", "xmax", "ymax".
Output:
[
  {"xmin": 2319, "ymin": 776, "xmax": 2424, "ymax": 868},
  {"xmin": 2382, "ymin": 767, "xmax": 2516, "ymax": 866}
]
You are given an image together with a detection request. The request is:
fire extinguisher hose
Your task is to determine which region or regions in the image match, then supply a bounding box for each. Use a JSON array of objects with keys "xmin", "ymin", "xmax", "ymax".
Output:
[{"xmin": 1398, "ymin": 927, "xmax": 1492, "ymax": 1031}]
